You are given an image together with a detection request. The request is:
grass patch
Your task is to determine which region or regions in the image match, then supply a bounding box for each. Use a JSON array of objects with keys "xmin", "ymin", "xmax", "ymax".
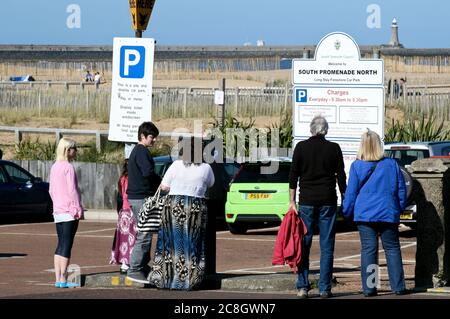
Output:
[
  {"xmin": 0, "ymin": 110, "xmax": 32, "ymax": 125},
  {"xmin": 266, "ymin": 112, "xmax": 293, "ymax": 148},
  {"xmin": 384, "ymin": 111, "xmax": 450, "ymax": 143},
  {"xmin": 12, "ymin": 136, "xmax": 173, "ymax": 163},
  {"xmin": 15, "ymin": 138, "xmax": 56, "ymax": 161}
]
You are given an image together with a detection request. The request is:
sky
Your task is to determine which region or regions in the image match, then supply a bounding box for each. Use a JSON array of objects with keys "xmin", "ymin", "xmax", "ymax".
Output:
[{"xmin": 0, "ymin": 0, "xmax": 447, "ymax": 48}]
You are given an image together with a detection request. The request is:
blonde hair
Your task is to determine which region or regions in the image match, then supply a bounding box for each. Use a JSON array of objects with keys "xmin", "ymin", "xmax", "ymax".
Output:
[
  {"xmin": 56, "ymin": 137, "xmax": 76, "ymax": 161},
  {"xmin": 357, "ymin": 130, "xmax": 384, "ymax": 161}
]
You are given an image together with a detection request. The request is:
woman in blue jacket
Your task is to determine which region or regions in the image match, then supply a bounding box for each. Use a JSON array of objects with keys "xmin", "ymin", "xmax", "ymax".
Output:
[{"xmin": 342, "ymin": 130, "xmax": 407, "ymax": 297}]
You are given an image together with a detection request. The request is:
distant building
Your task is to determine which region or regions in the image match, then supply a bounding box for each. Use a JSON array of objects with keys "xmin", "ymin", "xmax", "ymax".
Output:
[
  {"xmin": 256, "ymin": 40, "xmax": 265, "ymax": 47},
  {"xmin": 243, "ymin": 42, "xmax": 252, "ymax": 46}
]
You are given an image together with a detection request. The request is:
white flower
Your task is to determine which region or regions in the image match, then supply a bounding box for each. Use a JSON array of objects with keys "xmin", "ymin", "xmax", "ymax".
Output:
[
  {"xmin": 120, "ymin": 242, "xmax": 128, "ymax": 255},
  {"xmin": 119, "ymin": 215, "xmax": 131, "ymax": 234}
]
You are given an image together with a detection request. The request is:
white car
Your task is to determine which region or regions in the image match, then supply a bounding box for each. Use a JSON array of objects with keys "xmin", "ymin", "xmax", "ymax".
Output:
[
  {"xmin": 384, "ymin": 141, "xmax": 450, "ymax": 228},
  {"xmin": 384, "ymin": 142, "xmax": 450, "ymax": 167}
]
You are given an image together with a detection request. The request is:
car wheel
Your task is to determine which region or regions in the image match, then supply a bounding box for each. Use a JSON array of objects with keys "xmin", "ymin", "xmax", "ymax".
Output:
[
  {"xmin": 227, "ymin": 223, "xmax": 248, "ymax": 235},
  {"xmin": 399, "ymin": 166, "xmax": 413, "ymax": 202}
]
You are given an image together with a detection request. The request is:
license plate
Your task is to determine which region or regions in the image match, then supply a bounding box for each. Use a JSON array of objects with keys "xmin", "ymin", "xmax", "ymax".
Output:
[
  {"xmin": 400, "ymin": 211, "xmax": 413, "ymax": 220},
  {"xmin": 246, "ymin": 193, "xmax": 272, "ymax": 200}
]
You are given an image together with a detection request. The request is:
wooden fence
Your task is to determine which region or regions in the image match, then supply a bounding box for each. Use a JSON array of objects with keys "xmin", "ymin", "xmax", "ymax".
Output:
[
  {"xmin": 1, "ymin": 82, "xmax": 450, "ymax": 119},
  {"xmin": 385, "ymin": 80, "xmax": 450, "ymax": 120},
  {"xmin": 13, "ymin": 159, "xmax": 121, "ymax": 209},
  {"xmin": 0, "ymin": 84, "xmax": 293, "ymax": 118},
  {"xmin": 0, "ymin": 126, "xmax": 201, "ymax": 152}
]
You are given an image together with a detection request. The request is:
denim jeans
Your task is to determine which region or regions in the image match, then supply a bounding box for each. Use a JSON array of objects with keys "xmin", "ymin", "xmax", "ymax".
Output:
[
  {"xmin": 357, "ymin": 222, "xmax": 406, "ymax": 294},
  {"xmin": 128, "ymin": 199, "xmax": 152, "ymax": 275},
  {"xmin": 296, "ymin": 205, "xmax": 336, "ymax": 293}
]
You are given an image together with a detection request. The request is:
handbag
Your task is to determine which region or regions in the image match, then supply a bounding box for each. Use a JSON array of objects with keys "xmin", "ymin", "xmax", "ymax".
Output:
[{"xmin": 137, "ymin": 187, "xmax": 166, "ymax": 233}]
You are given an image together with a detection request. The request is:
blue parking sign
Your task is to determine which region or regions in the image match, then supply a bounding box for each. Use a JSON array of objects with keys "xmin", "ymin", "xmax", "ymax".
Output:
[
  {"xmin": 120, "ymin": 46, "xmax": 146, "ymax": 78},
  {"xmin": 296, "ymin": 89, "xmax": 307, "ymax": 102}
]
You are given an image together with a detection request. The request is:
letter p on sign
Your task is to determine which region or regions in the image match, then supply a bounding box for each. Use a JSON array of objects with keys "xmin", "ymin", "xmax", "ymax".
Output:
[
  {"xmin": 296, "ymin": 89, "xmax": 307, "ymax": 102},
  {"xmin": 120, "ymin": 46, "xmax": 145, "ymax": 78}
]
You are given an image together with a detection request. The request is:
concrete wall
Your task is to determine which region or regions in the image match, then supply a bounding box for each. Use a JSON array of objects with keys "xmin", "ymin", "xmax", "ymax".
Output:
[
  {"xmin": 2, "ymin": 45, "xmax": 450, "ymax": 81},
  {"xmin": 13, "ymin": 160, "xmax": 121, "ymax": 210},
  {"xmin": 409, "ymin": 158, "xmax": 450, "ymax": 289}
]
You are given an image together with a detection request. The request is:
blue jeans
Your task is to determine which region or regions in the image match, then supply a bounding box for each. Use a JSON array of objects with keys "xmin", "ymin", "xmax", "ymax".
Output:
[
  {"xmin": 128, "ymin": 199, "xmax": 152, "ymax": 275},
  {"xmin": 297, "ymin": 205, "xmax": 336, "ymax": 293},
  {"xmin": 357, "ymin": 222, "xmax": 406, "ymax": 294}
]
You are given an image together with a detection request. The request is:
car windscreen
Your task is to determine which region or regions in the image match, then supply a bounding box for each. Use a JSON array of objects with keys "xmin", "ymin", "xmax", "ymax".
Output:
[
  {"xmin": 233, "ymin": 163, "xmax": 291, "ymax": 183},
  {"xmin": 154, "ymin": 161, "xmax": 171, "ymax": 177},
  {"xmin": 2, "ymin": 163, "xmax": 33, "ymax": 183},
  {"xmin": 384, "ymin": 149, "xmax": 429, "ymax": 166}
]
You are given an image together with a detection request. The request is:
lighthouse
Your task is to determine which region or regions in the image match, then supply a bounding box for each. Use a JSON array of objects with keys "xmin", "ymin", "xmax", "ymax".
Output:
[{"xmin": 389, "ymin": 18, "xmax": 403, "ymax": 47}]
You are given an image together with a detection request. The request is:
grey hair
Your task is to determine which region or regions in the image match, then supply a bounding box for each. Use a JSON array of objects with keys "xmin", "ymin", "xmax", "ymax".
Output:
[{"xmin": 310, "ymin": 115, "xmax": 329, "ymax": 136}]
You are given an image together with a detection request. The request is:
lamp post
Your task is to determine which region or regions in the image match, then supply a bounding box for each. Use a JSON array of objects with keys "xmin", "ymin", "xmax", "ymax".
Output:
[
  {"xmin": 125, "ymin": 1, "xmax": 157, "ymax": 164},
  {"xmin": 128, "ymin": 0, "xmax": 156, "ymax": 38}
]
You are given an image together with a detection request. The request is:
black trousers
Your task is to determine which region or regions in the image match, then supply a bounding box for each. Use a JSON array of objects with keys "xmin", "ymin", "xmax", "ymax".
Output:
[{"xmin": 55, "ymin": 220, "xmax": 79, "ymax": 258}]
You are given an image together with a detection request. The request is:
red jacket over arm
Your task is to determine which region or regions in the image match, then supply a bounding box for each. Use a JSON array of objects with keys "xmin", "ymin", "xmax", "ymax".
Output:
[{"xmin": 272, "ymin": 209, "xmax": 307, "ymax": 273}]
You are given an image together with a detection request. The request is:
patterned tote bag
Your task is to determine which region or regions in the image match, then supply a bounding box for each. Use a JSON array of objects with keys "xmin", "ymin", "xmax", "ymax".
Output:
[{"xmin": 137, "ymin": 187, "xmax": 167, "ymax": 233}]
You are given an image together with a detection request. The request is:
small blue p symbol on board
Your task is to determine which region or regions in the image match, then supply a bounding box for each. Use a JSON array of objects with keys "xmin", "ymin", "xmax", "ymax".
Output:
[
  {"xmin": 120, "ymin": 46, "xmax": 145, "ymax": 78},
  {"xmin": 296, "ymin": 89, "xmax": 307, "ymax": 102}
]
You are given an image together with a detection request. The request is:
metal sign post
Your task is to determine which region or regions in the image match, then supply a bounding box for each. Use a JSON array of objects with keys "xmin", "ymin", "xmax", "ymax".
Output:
[
  {"xmin": 205, "ymin": 79, "xmax": 227, "ymax": 280},
  {"xmin": 123, "ymin": 1, "xmax": 157, "ymax": 151},
  {"xmin": 215, "ymin": 78, "xmax": 226, "ymax": 129}
]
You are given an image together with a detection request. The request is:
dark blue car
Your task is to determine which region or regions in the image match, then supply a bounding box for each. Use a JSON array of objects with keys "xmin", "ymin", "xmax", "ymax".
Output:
[
  {"xmin": 0, "ymin": 160, "xmax": 52, "ymax": 217},
  {"xmin": 153, "ymin": 155, "xmax": 241, "ymax": 224}
]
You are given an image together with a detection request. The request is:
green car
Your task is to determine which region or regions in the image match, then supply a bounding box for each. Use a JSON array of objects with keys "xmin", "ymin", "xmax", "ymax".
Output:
[{"xmin": 225, "ymin": 160, "xmax": 291, "ymax": 234}]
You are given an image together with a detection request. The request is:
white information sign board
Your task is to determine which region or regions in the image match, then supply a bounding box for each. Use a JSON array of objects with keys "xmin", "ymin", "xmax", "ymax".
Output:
[
  {"xmin": 108, "ymin": 37, "xmax": 155, "ymax": 143},
  {"xmin": 292, "ymin": 32, "xmax": 384, "ymax": 172},
  {"xmin": 293, "ymin": 86, "xmax": 384, "ymax": 167},
  {"xmin": 214, "ymin": 90, "xmax": 225, "ymax": 105},
  {"xmin": 293, "ymin": 33, "xmax": 383, "ymax": 86}
]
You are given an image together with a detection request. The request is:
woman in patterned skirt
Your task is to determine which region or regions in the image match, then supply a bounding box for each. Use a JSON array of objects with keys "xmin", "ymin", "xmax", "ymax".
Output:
[
  {"xmin": 149, "ymin": 137, "xmax": 215, "ymax": 290},
  {"xmin": 110, "ymin": 159, "xmax": 138, "ymax": 274}
]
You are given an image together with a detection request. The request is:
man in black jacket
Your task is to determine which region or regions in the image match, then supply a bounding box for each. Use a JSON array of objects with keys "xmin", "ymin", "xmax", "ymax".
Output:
[
  {"xmin": 126, "ymin": 121, "xmax": 162, "ymax": 284},
  {"xmin": 288, "ymin": 115, "xmax": 346, "ymax": 299}
]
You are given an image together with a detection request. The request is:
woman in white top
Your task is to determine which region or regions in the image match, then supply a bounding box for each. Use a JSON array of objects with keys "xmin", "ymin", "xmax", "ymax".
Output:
[{"xmin": 149, "ymin": 137, "xmax": 214, "ymax": 290}]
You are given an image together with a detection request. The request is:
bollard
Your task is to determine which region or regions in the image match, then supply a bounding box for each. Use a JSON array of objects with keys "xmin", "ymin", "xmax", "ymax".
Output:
[{"xmin": 408, "ymin": 158, "xmax": 450, "ymax": 290}]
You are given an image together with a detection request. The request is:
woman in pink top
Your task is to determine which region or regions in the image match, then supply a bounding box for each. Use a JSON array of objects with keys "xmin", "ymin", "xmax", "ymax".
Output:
[
  {"xmin": 49, "ymin": 137, "xmax": 83, "ymax": 288},
  {"xmin": 110, "ymin": 159, "xmax": 137, "ymax": 274}
]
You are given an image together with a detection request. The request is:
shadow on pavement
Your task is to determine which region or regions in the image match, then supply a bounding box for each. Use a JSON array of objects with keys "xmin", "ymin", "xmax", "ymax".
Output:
[
  {"xmin": 0, "ymin": 253, "xmax": 27, "ymax": 258},
  {"xmin": 0, "ymin": 214, "xmax": 52, "ymax": 225},
  {"xmin": 399, "ymin": 227, "xmax": 417, "ymax": 238}
]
